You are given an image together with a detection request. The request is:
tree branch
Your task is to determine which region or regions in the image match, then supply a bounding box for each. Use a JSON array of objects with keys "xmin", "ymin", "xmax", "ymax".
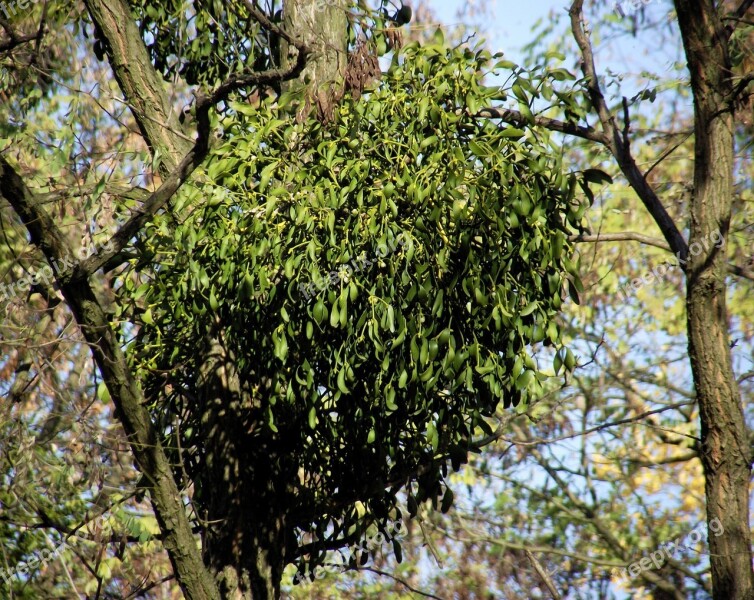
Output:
[
  {"xmin": 474, "ymin": 106, "xmax": 607, "ymax": 144},
  {"xmin": 0, "ymin": 154, "xmax": 220, "ymax": 600},
  {"xmin": 363, "ymin": 567, "xmax": 446, "ymax": 600},
  {"xmin": 526, "ymin": 440, "xmax": 687, "ymax": 600},
  {"xmin": 76, "ymin": 8, "xmax": 309, "ymax": 279},
  {"xmin": 569, "ymin": 232, "xmax": 754, "ymax": 282},
  {"xmin": 569, "ymin": 232, "xmax": 671, "ymax": 251},
  {"xmin": 725, "ymin": 0, "xmax": 754, "ymax": 36},
  {"xmin": 567, "ymin": 0, "xmax": 689, "ymax": 262},
  {"xmin": 0, "ymin": 23, "xmax": 38, "ymax": 53},
  {"xmin": 498, "ymin": 400, "xmax": 696, "ymax": 448},
  {"xmin": 525, "ymin": 549, "xmax": 563, "ymax": 600},
  {"xmin": 83, "ymin": 0, "xmax": 193, "ymax": 164}
]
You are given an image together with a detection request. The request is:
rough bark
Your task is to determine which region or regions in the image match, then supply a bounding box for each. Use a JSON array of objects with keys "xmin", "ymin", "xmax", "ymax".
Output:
[
  {"xmin": 81, "ymin": 1, "xmax": 221, "ymax": 597},
  {"xmin": 7, "ymin": 0, "xmax": 332, "ymax": 597},
  {"xmin": 84, "ymin": 0, "xmax": 192, "ymax": 163},
  {"xmin": 281, "ymin": 0, "xmax": 348, "ymax": 114},
  {"xmin": 562, "ymin": 3, "xmax": 753, "ymax": 596},
  {"xmin": 76, "ymin": 0, "xmax": 313, "ymax": 596},
  {"xmin": 675, "ymin": 2, "xmax": 754, "ymax": 598},
  {"xmin": 196, "ymin": 319, "xmax": 296, "ymax": 600}
]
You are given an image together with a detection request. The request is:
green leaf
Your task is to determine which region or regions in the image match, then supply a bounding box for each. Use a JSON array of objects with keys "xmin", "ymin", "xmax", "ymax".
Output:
[
  {"xmin": 553, "ymin": 350, "xmax": 564, "ymax": 375},
  {"xmin": 441, "ymin": 487, "xmax": 454, "ymax": 513},
  {"xmin": 308, "ymin": 407, "xmax": 317, "ymax": 429},
  {"xmin": 97, "ymin": 382, "xmax": 111, "ymax": 403},
  {"xmin": 273, "ymin": 329, "xmax": 288, "ymax": 361},
  {"xmin": 515, "ymin": 369, "xmax": 534, "ymax": 390},
  {"xmin": 564, "ymin": 348, "xmax": 576, "ymax": 371},
  {"xmin": 337, "ymin": 368, "xmax": 350, "ymax": 394},
  {"xmin": 330, "ymin": 302, "xmax": 340, "ymax": 328},
  {"xmin": 500, "ymin": 127, "xmax": 526, "ymax": 138},
  {"xmin": 398, "ymin": 369, "xmax": 408, "ymax": 389}
]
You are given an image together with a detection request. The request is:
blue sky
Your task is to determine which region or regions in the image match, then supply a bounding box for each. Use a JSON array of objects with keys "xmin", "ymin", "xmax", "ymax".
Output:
[
  {"xmin": 421, "ymin": 0, "xmax": 566, "ymax": 61},
  {"xmin": 420, "ymin": 0, "xmax": 685, "ymax": 101}
]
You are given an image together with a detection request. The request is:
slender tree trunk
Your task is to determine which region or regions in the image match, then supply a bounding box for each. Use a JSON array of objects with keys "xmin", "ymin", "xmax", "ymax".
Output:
[
  {"xmin": 675, "ymin": 2, "xmax": 754, "ymax": 598},
  {"xmin": 84, "ymin": 0, "xmax": 191, "ymax": 163},
  {"xmin": 0, "ymin": 159, "xmax": 221, "ymax": 600}
]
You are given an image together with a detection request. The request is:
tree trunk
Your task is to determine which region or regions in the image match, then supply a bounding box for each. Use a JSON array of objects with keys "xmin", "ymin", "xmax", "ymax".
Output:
[
  {"xmin": 191, "ymin": 0, "xmax": 348, "ymax": 600},
  {"xmin": 0, "ymin": 157, "xmax": 221, "ymax": 600},
  {"xmin": 196, "ymin": 321, "xmax": 293, "ymax": 600},
  {"xmin": 280, "ymin": 0, "xmax": 348, "ymax": 117},
  {"xmin": 675, "ymin": 2, "xmax": 754, "ymax": 598},
  {"xmin": 195, "ymin": 3, "xmax": 349, "ymax": 597},
  {"xmin": 84, "ymin": 0, "xmax": 191, "ymax": 163}
]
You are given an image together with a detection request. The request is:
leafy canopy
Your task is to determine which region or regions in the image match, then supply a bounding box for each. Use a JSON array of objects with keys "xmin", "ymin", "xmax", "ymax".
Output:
[{"xmin": 120, "ymin": 37, "xmax": 587, "ymax": 578}]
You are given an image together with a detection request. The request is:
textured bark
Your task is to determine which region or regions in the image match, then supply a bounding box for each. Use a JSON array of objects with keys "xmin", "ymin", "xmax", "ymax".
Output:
[
  {"xmin": 281, "ymin": 0, "xmax": 348, "ymax": 112},
  {"xmin": 196, "ymin": 320, "xmax": 295, "ymax": 600},
  {"xmin": 44, "ymin": 1, "xmax": 220, "ymax": 599},
  {"xmin": 84, "ymin": 0, "xmax": 192, "ymax": 163},
  {"xmin": 675, "ymin": 2, "xmax": 754, "ymax": 599},
  {"xmin": 81, "ymin": 0, "xmax": 311, "ymax": 596},
  {"xmin": 60, "ymin": 285, "xmax": 221, "ymax": 600},
  {"xmin": 11, "ymin": 0, "xmax": 346, "ymax": 597},
  {"xmin": 566, "ymin": 2, "xmax": 753, "ymax": 595}
]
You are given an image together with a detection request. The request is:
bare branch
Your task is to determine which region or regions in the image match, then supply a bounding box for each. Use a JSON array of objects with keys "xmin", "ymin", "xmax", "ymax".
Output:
[
  {"xmin": 77, "ymin": 39, "xmax": 310, "ymax": 279},
  {"xmin": 203, "ymin": 47, "xmax": 309, "ymax": 108},
  {"xmin": 644, "ymin": 130, "xmax": 693, "ymax": 178},
  {"xmin": 0, "ymin": 17, "xmax": 40, "ymax": 52},
  {"xmin": 725, "ymin": 0, "xmax": 754, "ymax": 35},
  {"xmin": 474, "ymin": 106, "xmax": 607, "ymax": 144},
  {"xmin": 726, "ymin": 262, "xmax": 754, "ymax": 282},
  {"xmin": 568, "ymin": 1, "xmax": 688, "ymax": 262},
  {"xmin": 0, "ymin": 156, "xmax": 73, "ymax": 262},
  {"xmin": 0, "ymin": 30, "xmax": 38, "ymax": 52},
  {"xmin": 525, "ymin": 550, "xmax": 563, "ymax": 600},
  {"xmin": 241, "ymin": 0, "xmax": 299, "ymax": 47},
  {"xmin": 569, "ymin": 233, "xmax": 754, "ymax": 282},
  {"xmin": 621, "ymin": 96, "xmax": 630, "ymax": 148},
  {"xmin": 1, "ymin": 153, "xmax": 221, "ymax": 600},
  {"xmin": 525, "ymin": 440, "xmax": 687, "ymax": 600},
  {"xmin": 731, "ymin": 73, "xmax": 754, "ymax": 105},
  {"xmin": 363, "ymin": 567, "xmax": 447, "ymax": 600},
  {"xmin": 499, "ymin": 400, "xmax": 696, "ymax": 448},
  {"xmin": 569, "ymin": 232, "xmax": 671, "ymax": 251},
  {"xmin": 71, "ymin": 119, "xmax": 210, "ymax": 280}
]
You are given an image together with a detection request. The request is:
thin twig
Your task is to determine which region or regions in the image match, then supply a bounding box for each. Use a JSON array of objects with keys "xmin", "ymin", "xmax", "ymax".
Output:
[
  {"xmin": 73, "ymin": 30, "xmax": 309, "ymax": 279},
  {"xmin": 569, "ymin": 232, "xmax": 671, "ymax": 251},
  {"xmin": 0, "ymin": 17, "xmax": 39, "ymax": 52},
  {"xmin": 363, "ymin": 567, "xmax": 446, "ymax": 600},
  {"xmin": 525, "ymin": 549, "xmax": 563, "ymax": 600},
  {"xmin": 500, "ymin": 400, "xmax": 696, "ymax": 448},
  {"xmin": 568, "ymin": 0, "xmax": 688, "ymax": 261},
  {"xmin": 726, "ymin": 0, "xmax": 754, "ymax": 35},
  {"xmin": 644, "ymin": 130, "xmax": 693, "ymax": 178}
]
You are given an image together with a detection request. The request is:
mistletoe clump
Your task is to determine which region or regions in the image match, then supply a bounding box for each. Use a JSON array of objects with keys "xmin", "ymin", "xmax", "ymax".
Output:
[{"xmin": 122, "ymin": 38, "xmax": 587, "ymax": 578}]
